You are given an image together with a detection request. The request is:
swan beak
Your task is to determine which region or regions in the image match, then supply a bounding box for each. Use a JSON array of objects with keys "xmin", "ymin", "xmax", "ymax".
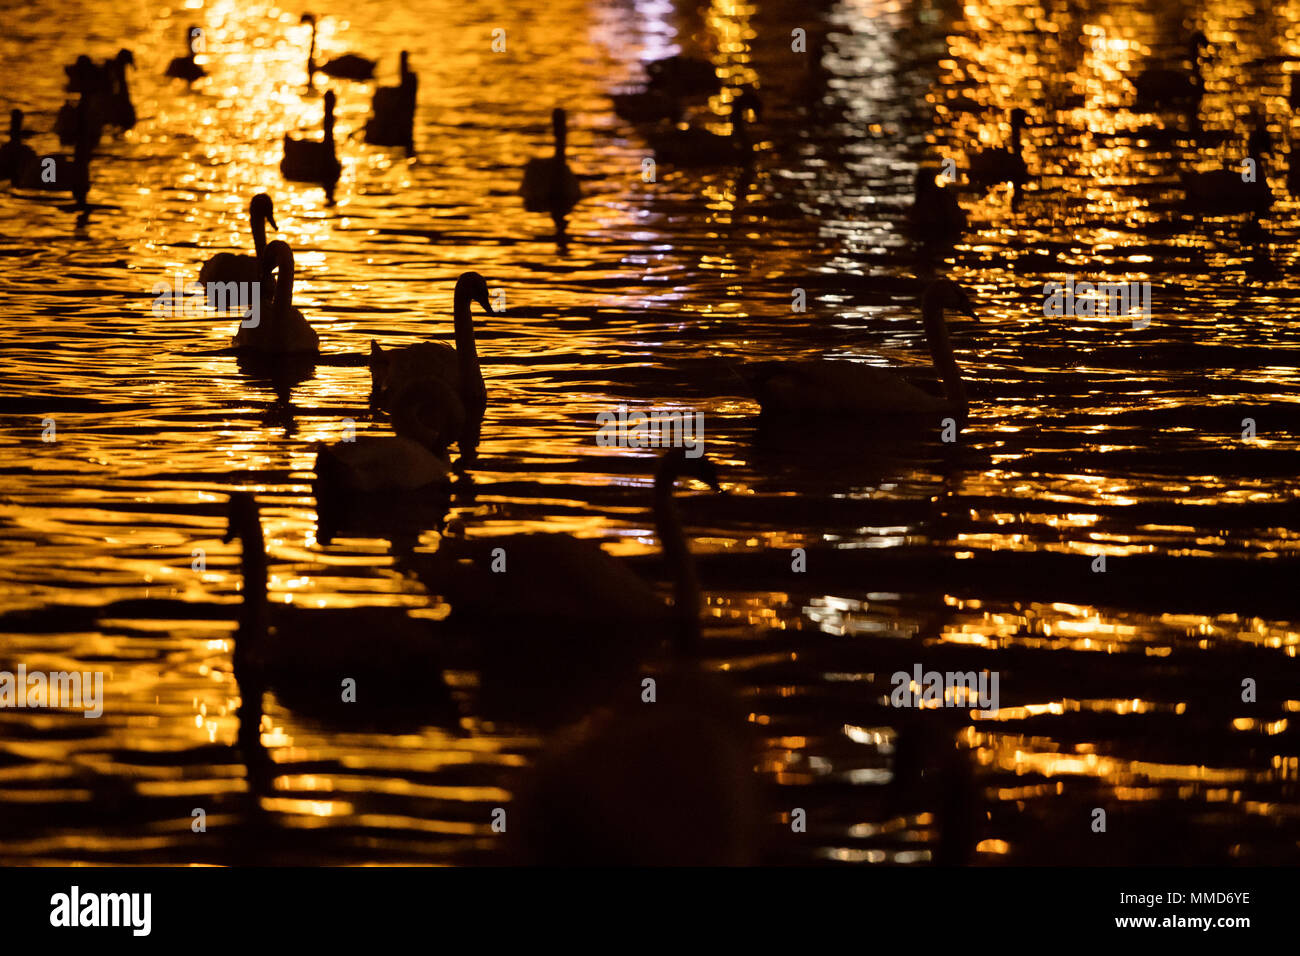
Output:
[{"xmin": 267, "ymin": 213, "xmax": 278, "ymax": 231}]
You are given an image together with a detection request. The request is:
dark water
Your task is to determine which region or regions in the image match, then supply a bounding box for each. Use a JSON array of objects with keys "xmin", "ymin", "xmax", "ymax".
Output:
[{"xmin": 0, "ymin": 0, "xmax": 1298, "ymax": 865}]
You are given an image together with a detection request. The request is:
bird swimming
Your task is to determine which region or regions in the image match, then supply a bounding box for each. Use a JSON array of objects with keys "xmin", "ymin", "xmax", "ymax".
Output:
[
  {"xmin": 301, "ymin": 13, "xmax": 376, "ymax": 83},
  {"xmin": 0, "ymin": 110, "xmax": 37, "ymax": 183},
  {"xmin": 364, "ymin": 51, "xmax": 417, "ymax": 150},
  {"xmin": 281, "ymin": 89, "xmax": 341, "ymax": 202},
  {"xmin": 369, "ymin": 271, "xmax": 496, "ymax": 453},
  {"xmin": 232, "ymin": 240, "xmax": 319, "ymax": 355},
  {"xmin": 906, "ymin": 166, "xmax": 966, "ymax": 247},
  {"xmin": 520, "ymin": 107, "xmax": 581, "ymax": 229},
  {"xmin": 968, "ymin": 108, "xmax": 1029, "ymax": 189},
  {"xmin": 744, "ymin": 278, "xmax": 978, "ymax": 421},
  {"xmin": 165, "ymin": 25, "xmax": 207, "ymax": 82},
  {"xmin": 199, "ymin": 193, "xmax": 278, "ymax": 291},
  {"xmin": 649, "ymin": 86, "xmax": 762, "ymax": 167}
]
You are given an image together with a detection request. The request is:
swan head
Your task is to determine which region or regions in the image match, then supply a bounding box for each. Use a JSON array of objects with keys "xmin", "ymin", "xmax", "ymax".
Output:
[
  {"xmin": 1009, "ymin": 108, "xmax": 1028, "ymax": 131},
  {"xmin": 250, "ymin": 193, "xmax": 277, "ymax": 231},
  {"xmin": 923, "ymin": 278, "xmax": 977, "ymax": 320},
  {"xmin": 455, "ymin": 272, "xmax": 496, "ymax": 315},
  {"xmin": 300, "ymin": 13, "xmax": 317, "ymax": 26},
  {"xmin": 115, "ymin": 49, "xmax": 135, "ymax": 68},
  {"xmin": 656, "ymin": 448, "xmax": 723, "ymax": 493}
]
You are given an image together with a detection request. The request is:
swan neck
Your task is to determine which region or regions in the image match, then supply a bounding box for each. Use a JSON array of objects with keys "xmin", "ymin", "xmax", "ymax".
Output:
[
  {"xmin": 653, "ymin": 470, "xmax": 702, "ymax": 652},
  {"xmin": 452, "ymin": 291, "xmax": 483, "ymax": 393},
  {"xmin": 251, "ymin": 211, "xmax": 267, "ymax": 261},
  {"xmin": 923, "ymin": 301, "xmax": 967, "ymax": 410},
  {"xmin": 274, "ymin": 255, "xmax": 294, "ymax": 320}
]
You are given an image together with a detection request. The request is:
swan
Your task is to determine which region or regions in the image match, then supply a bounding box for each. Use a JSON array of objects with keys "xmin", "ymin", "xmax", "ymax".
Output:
[
  {"xmin": 968, "ymin": 108, "xmax": 1029, "ymax": 188},
  {"xmin": 281, "ymin": 89, "xmax": 342, "ymax": 201},
  {"xmin": 0, "ymin": 110, "xmax": 37, "ymax": 184},
  {"xmin": 165, "ymin": 25, "xmax": 207, "ymax": 82},
  {"xmin": 1131, "ymin": 32, "xmax": 1208, "ymax": 109},
  {"xmin": 301, "ymin": 13, "xmax": 376, "ymax": 83},
  {"xmin": 744, "ymin": 278, "xmax": 977, "ymax": 420},
  {"xmin": 645, "ymin": 56, "xmax": 721, "ymax": 98},
  {"xmin": 232, "ymin": 240, "xmax": 319, "ymax": 354},
  {"xmin": 505, "ymin": 449, "xmax": 762, "ymax": 865},
  {"xmin": 314, "ymin": 435, "xmax": 451, "ymax": 494},
  {"xmin": 223, "ymin": 491, "xmax": 457, "ymax": 724},
  {"xmin": 364, "ymin": 51, "xmax": 417, "ymax": 149},
  {"xmin": 64, "ymin": 54, "xmax": 104, "ymax": 94},
  {"xmin": 520, "ymin": 107, "xmax": 581, "ymax": 227},
  {"xmin": 650, "ymin": 86, "xmax": 762, "ymax": 167},
  {"xmin": 414, "ymin": 448, "xmax": 721, "ymax": 646},
  {"xmin": 198, "ymin": 193, "xmax": 277, "ymax": 290},
  {"xmin": 101, "ymin": 49, "xmax": 136, "ymax": 130},
  {"xmin": 906, "ymin": 166, "xmax": 966, "ymax": 246},
  {"xmin": 15, "ymin": 100, "xmax": 93, "ymax": 210},
  {"xmin": 368, "ymin": 271, "xmax": 496, "ymax": 449},
  {"xmin": 1181, "ymin": 162, "xmax": 1273, "ymax": 214}
]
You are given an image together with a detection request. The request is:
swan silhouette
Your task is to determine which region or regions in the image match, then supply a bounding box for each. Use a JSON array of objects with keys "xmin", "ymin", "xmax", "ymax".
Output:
[
  {"xmin": 165, "ymin": 25, "xmax": 207, "ymax": 82},
  {"xmin": 0, "ymin": 110, "xmax": 36, "ymax": 184},
  {"xmin": 314, "ymin": 435, "xmax": 451, "ymax": 494},
  {"xmin": 611, "ymin": 56, "xmax": 719, "ymax": 124},
  {"xmin": 1132, "ymin": 32, "xmax": 1208, "ymax": 109},
  {"xmin": 100, "ymin": 49, "xmax": 135, "ymax": 129},
  {"xmin": 506, "ymin": 450, "xmax": 762, "ymax": 864},
  {"xmin": 224, "ymin": 491, "xmax": 456, "ymax": 724},
  {"xmin": 520, "ymin": 108, "xmax": 581, "ymax": 229},
  {"xmin": 906, "ymin": 166, "xmax": 966, "ymax": 247},
  {"xmin": 364, "ymin": 52, "xmax": 417, "ymax": 150},
  {"xmin": 369, "ymin": 272, "xmax": 496, "ymax": 452},
  {"xmin": 744, "ymin": 278, "xmax": 977, "ymax": 420},
  {"xmin": 301, "ymin": 14, "xmax": 376, "ymax": 83},
  {"xmin": 1181, "ymin": 159, "xmax": 1273, "ymax": 214},
  {"xmin": 199, "ymin": 193, "xmax": 277, "ymax": 289},
  {"xmin": 650, "ymin": 87, "xmax": 762, "ymax": 167},
  {"xmin": 232, "ymin": 240, "xmax": 319, "ymax": 354},
  {"xmin": 281, "ymin": 89, "xmax": 341, "ymax": 201},
  {"xmin": 968, "ymin": 109, "xmax": 1029, "ymax": 188}
]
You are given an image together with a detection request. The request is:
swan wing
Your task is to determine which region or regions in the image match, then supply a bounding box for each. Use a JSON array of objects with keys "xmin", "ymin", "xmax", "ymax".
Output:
[{"xmin": 752, "ymin": 360, "xmax": 950, "ymax": 415}]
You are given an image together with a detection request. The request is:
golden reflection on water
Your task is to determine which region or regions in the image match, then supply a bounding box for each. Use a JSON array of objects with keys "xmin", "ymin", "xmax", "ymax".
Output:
[{"xmin": 0, "ymin": 0, "xmax": 1298, "ymax": 865}]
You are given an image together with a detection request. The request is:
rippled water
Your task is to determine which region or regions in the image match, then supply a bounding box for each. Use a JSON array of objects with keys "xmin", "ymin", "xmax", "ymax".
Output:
[{"xmin": 1, "ymin": 0, "xmax": 1298, "ymax": 865}]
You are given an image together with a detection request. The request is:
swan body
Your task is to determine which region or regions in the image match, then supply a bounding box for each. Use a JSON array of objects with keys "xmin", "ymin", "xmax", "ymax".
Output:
[
  {"xmin": 0, "ymin": 110, "xmax": 37, "ymax": 183},
  {"xmin": 165, "ymin": 25, "xmax": 207, "ymax": 82},
  {"xmin": 199, "ymin": 193, "xmax": 277, "ymax": 289},
  {"xmin": 521, "ymin": 108, "xmax": 580, "ymax": 226},
  {"xmin": 645, "ymin": 56, "xmax": 721, "ymax": 98},
  {"xmin": 281, "ymin": 89, "xmax": 341, "ymax": 199},
  {"xmin": 749, "ymin": 278, "xmax": 976, "ymax": 419},
  {"xmin": 1181, "ymin": 166, "xmax": 1273, "ymax": 213},
  {"xmin": 224, "ymin": 492, "xmax": 454, "ymax": 723},
  {"xmin": 314, "ymin": 435, "xmax": 451, "ymax": 493},
  {"xmin": 650, "ymin": 87, "xmax": 761, "ymax": 167},
  {"xmin": 302, "ymin": 14, "xmax": 376, "ymax": 83},
  {"xmin": 364, "ymin": 52, "xmax": 417, "ymax": 149},
  {"xmin": 101, "ymin": 49, "xmax": 136, "ymax": 129},
  {"xmin": 968, "ymin": 108, "xmax": 1029, "ymax": 187},
  {"xmin": 906, "ymin": 166, "xmax": 966, "ymax": 246},
  {"xmin": 232, "ymin": 240, "xmax": 319, "ymax": 354},
  {"xmin": 369, "ymin": 272, "xmax": 495, "ymax": 450}
]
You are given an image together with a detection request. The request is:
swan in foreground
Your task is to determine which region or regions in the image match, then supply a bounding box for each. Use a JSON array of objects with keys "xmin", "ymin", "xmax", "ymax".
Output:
[
  {"xmin": 364, "ymin": 52, "xmax": 417, "ymax": 150},
  {"xmin": 520, "ymin": 107, "xmax": 581, "ymax": 228},
  {"xmin": 281, "ymin": 89, "xmax": 341, "ymax": 201},
  {"xmin": 165, "ymin": 25, "xmax": 207, "ymax": 82},
  {"xmin": 224, "ymin": 491, "xmax": 456, "ymax": 724},
  {"xmin": 506, "ymin": 449, "xmax": 762, "ymax": 864},
  {"xmin": 0, "ymin": 110, "xmax": 36, "ymax": 183},
  {"xmin": 906, "ymin": 166, "xmax": 966, "ymax": 247},
  {"xmin": 650, "ymin": 87, "xmax": 762, "ymax": 167},
  {"xmin": 232, "ymin": 241, "xmax": 319, "ymax": 354},
  {"xmin": 1131, "ymin": 32, "xmax": 1208, "ymax": 109},
  {"xmin": 369, "ymin": 272, "xmax": 496, "ymax": 451},
  {"xmin": 301, "ymin": 13, "xmax": 376, "ymax": 82},
  {"xmin": 745, "ymin": 278, "xmax": 977, "ymax": 420},
  {"xmin": 968, "ymin": 109, "xmax": 1029, "ymax": 188},
  {"xmin": 199, "ymin": 193, "xmax": 277, "ymax": 288}
]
